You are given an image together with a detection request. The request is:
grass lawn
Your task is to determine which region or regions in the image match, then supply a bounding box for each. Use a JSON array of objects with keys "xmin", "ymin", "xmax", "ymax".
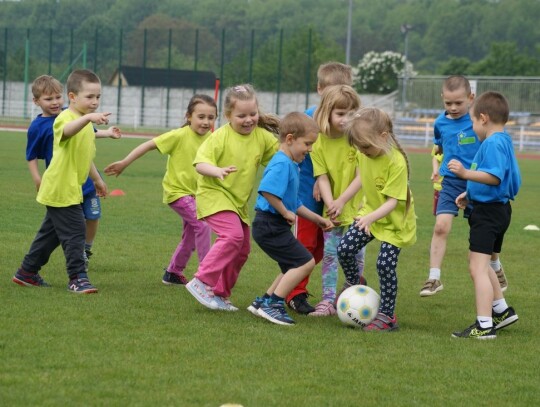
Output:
[{"xmin": 1, "ymin": 131, "xmax": 539, "ymax": 406}]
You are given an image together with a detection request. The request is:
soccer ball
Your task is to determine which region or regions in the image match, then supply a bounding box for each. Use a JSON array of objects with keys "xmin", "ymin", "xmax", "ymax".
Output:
[{"xmin": 337, "ymin": 285, "xmax": 380, "ymax": 328}]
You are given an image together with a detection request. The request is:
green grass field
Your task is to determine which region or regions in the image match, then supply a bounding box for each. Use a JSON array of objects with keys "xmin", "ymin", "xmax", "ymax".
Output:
[{"xmin": 1, "ymin": 131, "xmax": 539, "ymax": 406}]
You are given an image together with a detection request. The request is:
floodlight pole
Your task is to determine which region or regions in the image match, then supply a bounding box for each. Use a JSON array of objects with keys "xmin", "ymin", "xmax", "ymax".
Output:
[
  {"xmin": 401, "ymin": 24, "xmax": 413, "ymax": 110},
  {"xmin": 346, "ymin": 0, "xmax": 352, "ymax": 65}
]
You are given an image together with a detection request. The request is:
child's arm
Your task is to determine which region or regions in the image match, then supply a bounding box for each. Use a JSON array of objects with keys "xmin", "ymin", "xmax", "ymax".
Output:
[
  {"xmin": 104, "ymin": 139, "xmax": 157, "ymax": 177},
  {"xmin": 27, "ymin": 159, "xmax": 42, "ymax": 191},
  {"xmin": 354, "ymin": 197, "xmax": 398, "ymax": 236},
  {"xmin": 195, "ymin": 162, "xmax": 237, "ymax": 181},
  {"xmin": 431, "ymin": 155, "xmax": 441, "ymax": 183},
  {"xmin": 447, "ymin": 159, "xmax": 499, "ymax": 185},
  {"xmin": 329, "ymin": 168, "xmax": 362, "ymax": 218},
  {"xmin": 261, "ymin": 192, "xmax": 296, "ymax": 225},
  {"xmin": 95, "ymin": 126, "xmax": 122, "ymax": 139},
  {"xmin": 297, "ymin": 205, "xmax": 334, "ymax": 231},
  {"xmin": 316, "ymin": 173, "xmax": 334, "ymax": 209},
  {"xmin": 455, "ymin": 191, "xmax": 469, "ymax": 210},
  {"xmin": 89, "ymin": 163, "xmax": 108, "ymax": 197},
  {"xmin": 62, "ymin": 112, "xmax": 111, "ymax": 140}
]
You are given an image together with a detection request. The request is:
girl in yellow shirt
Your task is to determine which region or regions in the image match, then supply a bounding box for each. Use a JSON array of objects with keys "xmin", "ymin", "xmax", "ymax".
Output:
[{"xmin": 337, "ymin": 108, "xmax": 417, "ymax": 332}]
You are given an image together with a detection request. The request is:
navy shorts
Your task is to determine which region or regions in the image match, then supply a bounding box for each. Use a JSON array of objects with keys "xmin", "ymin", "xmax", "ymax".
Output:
[
  {"xmin": 468, "ymin": 202, "xmax": 511, "ymax": 255},
  {"xmin": 252, "ymin": 211, "xmax": 313, "ymax": 273},
  {"xmin": 436, "ymin": 177, "xmax": 472, "ymax": 218},
  {"xmin": 82, "ymin": 190, "xmax": 101, "ymax": 220}
]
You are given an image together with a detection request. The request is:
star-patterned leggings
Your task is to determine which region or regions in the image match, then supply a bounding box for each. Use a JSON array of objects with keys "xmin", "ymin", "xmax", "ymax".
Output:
[{"xmin": 337, "ymin": 224, "xmax": 401, "ymax": 317}]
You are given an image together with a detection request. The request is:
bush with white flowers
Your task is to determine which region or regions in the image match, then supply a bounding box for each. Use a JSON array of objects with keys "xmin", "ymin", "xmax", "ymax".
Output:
[{"xmin": 353, "ymin": 51, "xmax": 415, "ymax": 94}]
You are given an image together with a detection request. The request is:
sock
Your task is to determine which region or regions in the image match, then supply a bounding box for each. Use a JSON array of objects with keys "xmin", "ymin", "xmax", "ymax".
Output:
[
  {"xmin": 490, "ymin": 259, "xmax": 501, "ymax": 271},
  {"xmin": 270, "ymin": 293, "xmax": 284, "ymax": 303},
  {"xmin": 493, "ymin": 298, "xmax": 508, "ymax": 314},
  {"xmin": 85, "ymin": 243, "xmax": 93, "ymax": 252},
  {"xmin": 477, "ymin": 316, "xmax": 493, "ymax": 329},
  {"xmin": 428, "ymin": 268, "xmax": 441, "ymax": 280},
  {"xmin": 262, "ymin": 293, "xmax": 271, "ymax": 299}
]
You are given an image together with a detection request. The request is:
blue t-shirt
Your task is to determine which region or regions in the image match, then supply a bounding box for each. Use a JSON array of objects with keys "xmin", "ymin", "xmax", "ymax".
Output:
[
  {"xmin": 433, "ymin": 112, "xmax": 479, "ymax": 178},
  {"xmin": 467, "ymin": 132, "xmax": 521, "ymax": 203},
  {"xmin": 255, "ymin": 151, "xmax": 303, "ymax": 214},
  {"xmin": 26, "ymin": 113, "xmax": 97, "ymax": 196},
  {"xmin": 297, "ymin": 105, "xmax": 323, "ymax": 214}
]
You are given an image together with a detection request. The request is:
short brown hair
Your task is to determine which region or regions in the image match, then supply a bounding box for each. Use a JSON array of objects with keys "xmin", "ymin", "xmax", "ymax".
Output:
[
  {"xmin": 31, "ymin": 75, "xmax": 63, "ymax": 99},
  {"xmin": 66, "ymin": 69, "xmax": 100, "ymax": 94},
  {"xmin": 317, "ymin": 62, "xmax": 353, "ymax": 89},
  {"xmin": 279, "ymin": 112, "xmax": 319, "ymax": 142},
  {"xmin": 471, "ymin": 91, "xmax": 509, "ymax": 125},
  {"xmin": 442, "ymin": 75, "xmax": 471, "ymax": 95}
]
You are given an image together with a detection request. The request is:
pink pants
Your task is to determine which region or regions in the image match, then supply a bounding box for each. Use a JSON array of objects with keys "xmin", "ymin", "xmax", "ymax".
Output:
[
  {"xmin": 167, "ymin": 195, "xmax": 211, "ymax": 275},
  {"xmin": 194, "ymin": 210, "xmax": 251, "ymax": 298}
]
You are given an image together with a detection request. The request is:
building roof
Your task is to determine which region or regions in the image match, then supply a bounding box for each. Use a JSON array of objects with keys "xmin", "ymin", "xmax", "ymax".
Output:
[{"xmin": 109, "ymin": 65, "xmax": 216, "ymax": 89}]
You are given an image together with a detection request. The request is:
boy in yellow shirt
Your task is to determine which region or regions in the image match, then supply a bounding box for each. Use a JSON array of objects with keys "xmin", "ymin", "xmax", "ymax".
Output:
[{"xmin": 13, "ymin": 69, "xmax": 110, "ymax": 293}]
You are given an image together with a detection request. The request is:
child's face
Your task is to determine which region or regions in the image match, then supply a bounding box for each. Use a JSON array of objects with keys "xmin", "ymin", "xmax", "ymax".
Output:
[
  {"xmin": 34, "ymin": 92, "xmax": 63, "ymax": 117},
  {"xmin": 442, "ymin": 88, "xmax": 473, "ymax": 120},
  {"xmin": 352, "ymin": 122, "xmax": 385, "ymax": 158},
  {"xmin": 188, "ymin": 103, "xmax": 217, "ymax": 136},
  {"xmin": 228, "ymin": 99, "xmax": 259, "ymax": 135},
  {"xmin": 285, "ymin": 131, "xmax": 318, "ymax": 163},
  {"xmin": 329, "ymin": 107, "xmax": 352, "ymax": 137},
  {"xmin": 69, "ymin": 81, "xmax": 102, "ymax": 115}
]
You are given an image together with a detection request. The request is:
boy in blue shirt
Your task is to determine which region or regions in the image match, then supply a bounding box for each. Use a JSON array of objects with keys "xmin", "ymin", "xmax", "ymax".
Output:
[
  {"xmin": 420, "ymin": 76, "xmax": 508, "ymax": 296},
  {"xmin": 448, "ymin": 91, "xmax": 520, "ymax": 339},
  {"xmin": 248, "ymin": 112, "xmax": 333, "ymax": 325},
  {"xmin": 25, "ymin": 75, "xmax": 121, "ymax": 269}
]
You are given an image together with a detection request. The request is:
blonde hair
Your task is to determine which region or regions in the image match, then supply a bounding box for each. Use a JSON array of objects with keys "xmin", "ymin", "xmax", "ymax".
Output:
[
  {"xmin": 223, "ymin": 84, "xmax": 280, "ymax": 134},
  {"xmin": 279, "ymin": 112, "xmax": 319, "ymax": 142},
  {"xmin": 346, "ymin": 107, "xmax": 412, "ymax": 214},
  {"xmin": 314, "ymin": 85, "xmax": 361, "ymax": 135},
  {"xmin": 31, "ymin": 75, "xmax": 63, "ymax": 99},
  {"xmin": 317, "ymin": 62, "xmax": 353, "ymax": 88}
]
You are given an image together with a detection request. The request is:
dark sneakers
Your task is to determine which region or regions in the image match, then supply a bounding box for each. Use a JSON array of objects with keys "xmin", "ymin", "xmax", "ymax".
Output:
[
  {"xmin": 12, "ymin": 269, "xmax": 50, "ymax": 287},
  {"xmin": 452, "ymin": 321, "xmax": 496, "ymax": 340},
  {"xmin": 68, "ymin": 277, "xmax": 98, "ymax": 294},
  {"xmin": 288, "ymin": 293, "xmax": 315, "ymax": 315},
  {"xmin": 162, "ymin": 269, "xmax": 188, "ymax": 285},
  {"xmin": 493, "ymin": 306, "xmax": 519, "ymax": 330}
]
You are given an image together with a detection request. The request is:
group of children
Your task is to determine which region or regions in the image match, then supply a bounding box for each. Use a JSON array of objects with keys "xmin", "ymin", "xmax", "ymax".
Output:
[{"xmin": 13, "ymin": 65, "xmax": 521, "ymax": 338}]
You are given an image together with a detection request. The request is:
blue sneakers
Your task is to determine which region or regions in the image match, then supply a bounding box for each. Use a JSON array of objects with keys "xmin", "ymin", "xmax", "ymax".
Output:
[
  {"xmin": 247, "ymin": 297, "xmax": 264, "ymax": 317},
  {"xmin": 257, "ymin": 299, "xmax": 295, "ymax": 326},
  {"xmin": 67, "ymin": 277, "xmax": 98, "ymax": 294},
  {"xmin": 185, "ymin": 277, "xmax": 220, "ymax": 310},
  {"xmin": 12, "ymin": 269, "xmax": 50, "ymax": 287}
]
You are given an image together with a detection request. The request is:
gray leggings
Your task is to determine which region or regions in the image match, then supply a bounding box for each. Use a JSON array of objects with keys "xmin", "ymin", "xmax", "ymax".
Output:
[{"xmin": 337, "ymin": 224, "xmax": 401, "ymax": 317}]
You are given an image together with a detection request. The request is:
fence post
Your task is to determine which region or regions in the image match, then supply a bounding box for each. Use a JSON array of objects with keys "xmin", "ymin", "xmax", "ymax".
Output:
[
  {"xmin": 249, "ymin": 29, "xmax": 254, "ymax": 84},
  {"xmin": 276, "ymin": 28, "xmax": 283, "ymax": 115},
  {"xmin": 23, "ymin": 29, "xmax": 29, "ymax": 119},
  {"xmin": 424, "ymin": 122, "xmax": 430, "ymax": 147},
  {"xmin": 219, "ymin": 28, "xmax": 225, "ymax": 118},
  {"xmin": 305, "ymin": 28, "xmax": 312, "ymax": 110},
  {"xmin": 48, "ymin": 28, "xmax": 53, "ymax": 75},
  {"xmin": 193, "ymin": 28, "xmax": 199, "ymax": 95},
  {"xmin": 166, "ymin": 28, "xmax": 172, "ymax": 129},
  {"xmin": 116, "ymin": 28, "xmax": 123, "ymax": 124},
  {"xmin": 93, "ymin": 27, "xmax": 98, "ymax": 73},
  {"xmin": 2, "ymin": 28, "xmax": 8, "ymax": 116},
  {"xmin": 140, "ymin": 28, "xmax": 147, "ymax": 127},
  {"xmin": 519, "ymin": 126, "xmax": 524, "ymax": 152}
]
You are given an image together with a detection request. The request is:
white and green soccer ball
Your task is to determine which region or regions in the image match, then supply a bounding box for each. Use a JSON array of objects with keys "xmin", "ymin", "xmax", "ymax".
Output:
[{"xmin": 337, "ymin": 285, "xmax": 380, "ymax": 327}]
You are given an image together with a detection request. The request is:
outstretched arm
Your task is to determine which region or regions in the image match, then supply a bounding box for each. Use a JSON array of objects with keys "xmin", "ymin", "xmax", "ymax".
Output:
[
  {"xmin": 95, "ymin": 126, "xmax": 122, "ymax": 139},
  {"xmin": 195, "ymin": 162, "xmax": 237, "ymax": 180},
  {"xmin": 104, "ymin": 139, "xmax": 157, "ymax": 177},
  {"xmin": 62, "ymin": 112, "xmax": 111, "ymax": 140}
]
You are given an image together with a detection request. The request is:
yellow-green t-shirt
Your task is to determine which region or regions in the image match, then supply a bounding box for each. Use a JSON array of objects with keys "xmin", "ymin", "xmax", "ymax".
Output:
[
  {"xmin": 311, "ymin": 133, "xmax": 362, "ymax": 226},
  {"xmin": 358, "ymin": 147, "xmax": 416, "ymax": 248},
  {"xmin": 37, "ymin": 109, "xmax": 95, "ymax": 207},
  {"xmin": 194, "ymin": 123, "xmax": 278, "ymax": 224},
  {"xmin": 153, "ymin": 126, "xmax": 210, "ymax": 204}
]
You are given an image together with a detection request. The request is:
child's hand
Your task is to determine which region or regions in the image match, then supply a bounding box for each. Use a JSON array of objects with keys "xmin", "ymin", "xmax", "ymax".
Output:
[
  {"xmin": 88, "ymin": 112, "xmax": 111, "ymax": 125},
  {"xmin": 94, "ymin": 179, "xmax": 108, "ymax": 198},
  {"xmin": 107, "ymin": 126, "xmax": 122, "ymax": 139},
  {"xmin": 104, "ymin": 161, "xmax": 127, "ymax": 177},
  {"xmin": 354, "ymin": 215, "xmax": 373, "ymax": 236},
  {"xmin": 431, "ymin": 172, "xmax": 441, "ymax": 183},
  {"xmin": 283, "ymin": 211, "xmax": 296, "ymax": 226},
  {"xmin": 326, "ymin": 199, "xmax": 344, "ymax": 220},
  {"xmin": 216, "ymin": 166, "xmax": 237, "ymax": 180},
  {"xmin": 317, "ymin": 216, "xmax": 334, "ymax": 231},
  {"xmin": 447, "ymin": 159, "xmax": 465, "ymax": 178},
  {"xmin": 455, "ymin": 191, "xmax": 469, "ymax": 209}
]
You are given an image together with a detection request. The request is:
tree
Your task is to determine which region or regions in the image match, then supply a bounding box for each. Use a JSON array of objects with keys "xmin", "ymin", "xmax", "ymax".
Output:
[{"xmin": 470, "ymin": 42, "xmax": 540, "ymax": 76}]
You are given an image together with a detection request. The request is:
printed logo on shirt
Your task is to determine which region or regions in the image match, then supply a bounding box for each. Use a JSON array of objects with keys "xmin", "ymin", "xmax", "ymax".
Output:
[
  {"xmin": 375, "ymin": 177, "xmax": 385, "ymax": 191},
  {"xmin": 458, "ymin": 131, "xmax": 476, "ymax": 145},
  {"xmin": 254, "ymin": 154, "xmax": 261, "ymax": 168},
  {"xmin": 470, "ymin": 162, "xmax": 477, "ymax": 171},
  {"xmin": 347, "ymin": 150, "xmax": 357, "ymax": 163}
]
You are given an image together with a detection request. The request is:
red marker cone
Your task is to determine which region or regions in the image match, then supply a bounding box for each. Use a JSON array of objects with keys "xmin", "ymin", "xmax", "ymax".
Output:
[{"xmin": 109, "ymin": 189, "xmax": 125, "ymax": 196}]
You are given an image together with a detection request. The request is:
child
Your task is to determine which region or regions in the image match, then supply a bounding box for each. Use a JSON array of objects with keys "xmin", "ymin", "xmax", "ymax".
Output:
[
  {"xmin": 248, "ymin": 112, "xmax": 334, "ymax": 325},
  {"xmin": 309, "ymin": 84, "xmax": 365, "ymax": 316},
  {"xmin": 104, "ymin": 94, "xmax": 217, "ymax": 285},
  {"xmin": 431, "ymin": 145, "xmax": 443, "ymax": 216},
  {"xmin": 185, "ymin": 84, "xmax": 279, "ymax": 311},
  {"xmin": 448, "ymin": 91, "xmax": 520, "ymax": 339},
  {"xmin": 337, "ymin": 107, "xmax": 416, "ymax": 331},
  {"xmin": 13, "ymin": 69, "xmax": 110, "ymax": 293},
  {"xmin": 420, "ymin": 75, "xmax": 508, "ymax": 297},
  {"xmin": 25, "ymin": 75, "xmax": 121, "ymax": 269},
  {"xmin": 287, "ymin": 61, "xmax": 354, "ymax": 315}
]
